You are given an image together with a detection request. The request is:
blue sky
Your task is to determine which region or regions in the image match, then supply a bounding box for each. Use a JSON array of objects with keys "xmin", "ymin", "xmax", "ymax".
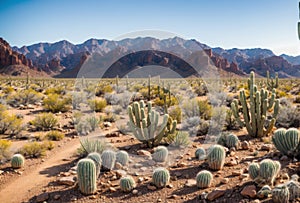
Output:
[{"xmin": 0, "ymin": 0, "xmax": 300, "ymax": 55}]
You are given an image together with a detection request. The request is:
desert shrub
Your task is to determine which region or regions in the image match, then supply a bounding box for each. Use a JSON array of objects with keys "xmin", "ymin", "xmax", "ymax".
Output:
[
  {"xmin": 41, "ymin": 140, "xmax": 55, "ymax": 150},
  {"xmin": 276, "ymin": 99, "xmax": 300, "ymax": 128},
  {"xmin": 2, "ymin": 86, "xmax": 14, "ymax": 94},
  {"xmin": 0, "ymin": 111, "xmax": 24, "ymax": 135},
  {"xmin": 276, "ymin": 90, "xmax": 287, "ymax": 98},
  {"xmin": 0, "ymin": 139, "xmax": 12, "ymax": 162},
  {"xmin": 208, "ymin": 106, "xmax": 227, "ymax": 134},
  {"xmin": 43, "ymin": 94, "xmax": 71, "ymax": 113},
  {"xmin": 95, "ymin": 85, "xmax": 113, "ymax": 96},
  {"xmin": 86, "ymin": 116, "xmax": 101, "ymax": 131},
  {"xmin": 101, "ymin": 113, "xmax": 117, "ymax": 123},
  {"xmin": 19, "ymin": 142, "xmax": 47, "ymax": 158},
  {"xmin": 181, "ymin": 116, "xmax": 209, "ymax": 136},
  {"xmin": 75, "ymin": 120, "xmax": 92, "ymax": 136},
  {"xmin": 45, "ymin": 130, "xmax": 65, "ymax": 141},
  {"xmin": 7, "ymin": 89, "xmax": 42, "ymax": 106},
  {"xmin": 181, "ymin": 99, "xmax": 212, "ymax": 120},
  {"xmin": 31, "ymin": 113, "xmax": 58, "ymax": 131},
  {"xmin": 104, "ymin": 91, "xmax": 132, "ymax": 108},
  {"xmin": 168, "ymin": 105, "xmax": 182, "ymax": 123},
  {"xmin": 88, "ymin": 98, "xmax": 107, "ymax": 112},
  {"xmin": 224, "ymin": 109, "xmax": 241, "ymax": 130},
  {"xmin": 294, "ymin": 96, "xmax": 300, "ymax": 104},
  {"xmin": 153, "ymin": 96, "xmax": 178, "ymax": 107},
  {"xmin": 171, "ymin": 131, "xmax": 190, "ymax": 147},
  {"xmin": 77, "ymin": 138, "xmax": 112, "ymax": 157},
  {"xmin": 45, "ymin": 86, "xmax": 65, "ymax": 95}
]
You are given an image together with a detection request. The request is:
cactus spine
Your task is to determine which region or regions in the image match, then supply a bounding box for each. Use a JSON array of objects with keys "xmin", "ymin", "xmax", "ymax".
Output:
[
  {"xmin": 128, "ymin": 100, "xmax": 177, "ymax": 147},
  {"xmin": 101, "ymin": 150, "xmax": 116, "ymax": 171},
  {"xmin": 272, "ymin": 184, "xmax": 289, "ymax": 203},
  {"xmin": 196, "ymin": 170, "xmax": 213, "ymax": 188},
  {"xmin": 152, "ymin": 167, "xmax": 170, "ymax": 188},
  {"xmin": 120, "ymin": 176, "xmax": 136, "ymax": 192},
  {"xmin": 195, "ymin": 147, "xmax": 206, "ymax": 160},
  {"xmin": 231, "ymin": 71, "xmax": 279, "ymax": 137},
  {"xmin": 116, "ymin": 150, "xmax": 129, "ymax": 166},
  {"xmin": 77, "ymin": 158, "xmax": 97, "ymax": 195},
  {"xmin": 248, "ymin": 162, "xmax": 260, "ymax": 180},
  {"xmin": 152, "ymin": 146, "xmax": 168, "ymax": 162},
  {"xmin": 272, "ymin": 128, "xmax": 300, "ymax": 157},
  {"xmin": 11, "ymin": 154, "xmax": 25, "ymax": 169},
  {"xmin": 207, "ymin": 145, "xmax": 225, "ymax": 170},
  {"xmin": 86, "ymin": 152, "xmax": 102, "ymax": 178}
]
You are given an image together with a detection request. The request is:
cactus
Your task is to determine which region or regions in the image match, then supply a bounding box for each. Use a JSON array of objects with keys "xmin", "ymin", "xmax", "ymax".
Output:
[
  {"xmin": 116, "ymin": 150, "xmax": 129, "ymax": 166},
  {"xmin": 285, "ymin": 179, "xmax": 300, "ymax": 200},
  {"xmin": 207, "ymin": 145, "xmax": 225, "ymax": 170},
  {"xmin": 272, "ymin": 128, "xmax": 300, "ymax": 157},
  {"xmin": 152, "ymin": 167, "xmax": 170, "ymax": 188},
  {"xmin": 101, "ymin": 150, "xmax": 116, "ymax": 171},
  {"xmin": 266, "ymin": 70, "xmax": 278, "ymax": 90},
  {"xmin": 248, "ymin": 162, "xmax": 260, "ymax": 180},
  {"xmin": 272, "ymin": 184, "xmax": 289, "ymax": 203},
  {"xmin": 231, "ymin": 71, "xmax": 279, "ymax": 137},
  {"xmin": 152, "ymin": 146, "xmax": 168, "ymax": 162},
  {"xmin": 257, "ymin": 185, "xmax": 272, "ymax": 199},
  {"xmin": 120, "ymin": 176, "xmax": 136, "ymax": 192},
  {"xmin": 77, "ymin": 158, "xmax": 97, "ymax": 195},
  {"xmin": 11, "ymin": 154, "xmax": 25, "ymax": 169},
  {"xmin": 196, "ymin": 170, "xmax": 213, "ymax": 189},
  {"xmin": 255, "ymin": 159, "xmax": 281, "ymax": 187},
  {"xmin": 87, "ymin": 152, "xmax": 102, "ymax": 178},
  {"xmin": 225, "ymin": 133, "xmax": 240, "ymax": 149},
  {"xmin": 195, "ymin": 147, "xmax": 206, "ymax": 160},
  {"xmin": 148, "ymin": 75, "xmax": 151, "ymax": 100},
  {"xmin": 128, "ymin": 100, "xmax": 177, "ymax": 147}
]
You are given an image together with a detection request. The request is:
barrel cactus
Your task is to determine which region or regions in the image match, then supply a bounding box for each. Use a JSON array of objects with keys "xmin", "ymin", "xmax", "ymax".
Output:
[
  {"xmin": 152, "ymin": 167, "xmax": 170, "ymax": 188},
  {"xmin": 120, "ymin": 176, "xmax": 136, "ymax": 192},
  {"xmin": 152, "ymin": 146, "xmax": 168, "ymax": 162},
  {"xmin": 196, "ymin": 170, "xmax": 213, "ymax": 189},
  {"xmin": 272, "ymin": 128, "xmax": 300, "ymax": 157},
  {"xmin": 11, "ymin": 154, "xmax": 25, "ymax": 169},
  {"xmin": 101, "ymin": 150, "xmax": 116, "ymax": 171},
  {"xmin": 226, "ymin": 133, "xmax": 240, "ymax": 149},
  {"xmin": 207, "ymin": 145, "xmax": 225, "ymax": 170},
  {"xmin": 255, "ymin": 159, "xmax": 281, "ymax": 187},
  {"xmin": 248, "ymin": 162, "xmax": 260, "ymax": 180},
  {"xmin": 87, "ymin": 152, "xmax": 102, "ymax": 178},
  {"xmin": 116, "ymin": 150, "xmax": 129, "ymax": 166},
  {"xmin": 257, "ymin": 185, "xmax": 272, "ymax": 199},
  {"xmin": 272, "ymin": 184, "xmax": 289, "ymax": 203},
  {"xmin": 77, "ymin": 158, "xmax": 97, "ymax": 195},
  {"xmin": 285, "ymin": 179, "xmax": 300, "ymax": 201},
  {"xmin": 195, "ymin": 147, "xmax": 206, "ymax": 160}
]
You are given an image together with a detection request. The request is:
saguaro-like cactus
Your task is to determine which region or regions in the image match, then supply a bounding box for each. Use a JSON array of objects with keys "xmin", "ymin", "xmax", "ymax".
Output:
[
  {"xmin": 266, "ymin": 70, "xmax": 278, "ymax": 90},
  {"xmin": 128, "ymin": 100, "xmax": 177, "ymax": 147},
  {"xmin": 231, "ymin": 71, "xmax": 279, "ymax": 137},
  {"xmin": 77, "ymin": 158, "xmax": 97, "ymax": 195}
]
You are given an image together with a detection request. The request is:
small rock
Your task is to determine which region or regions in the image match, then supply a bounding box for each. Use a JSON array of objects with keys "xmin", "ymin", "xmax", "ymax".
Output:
[
  {"xmin": 132, "ymin": 189, "xmax": 138, "ymax": 195},
  {"xmin": 207, "ymin": 189, "xmax": 226, "ymax": 201},
  {"xmin": 147, "ymin": 184, "xmax": 156, "ymax": 190},
  {"xmin": 227, "ymin": 158, "xmax": 238, "ymax": 166},
  {"xmin": 89, "ymin": 195, "xmax": 97, "ymax": 199},
  {"xmin": 261, "ymin": 144, "xmax": 272, "ymax": 151},
  {"xmin": 167, "ymin": 184, "xmax": 173, "ymax": 188},
  {"xmin": 174, "ymin": 172, "xmax": 182, "ymax": 177},
  {"xmin": 115, "ymin": 162, "xmax": 123, "ymax": 170},
  {"xmin": 241, "ymin": 185, "xmax": 256, "ymax": 198},
  {"xmin": 109, "ymin": 187, "xmax": 117, "ymax": 192},
  {"xmin": 137, "ymin": 150, "xmax": 151, "ymax": 157},
  {"xmin": 140, "ymin": 167, "xmax": 148, "ymax": 172},
  {"xmin": 115, "ymin": 170, "xmax": 127, "ymax": 178},
  {"xmin": 71, "ymin": 196, "xmax": 77, "ymax": 201},
  {"xmin": 138, "ymin": 177, "xmax": 144, "ymax": 183},
  {"xmin": 177, "ymin": 162, "xmax": 188, "ymax": 167},
  {"xmin": 221, "ymin": 178, "xmax": 229, "ymax": 184},
  {"xmin": 58, "ymin": 176, "xmax": 75, "ymax": 186},
  {"xmin": 170, "ymin": 194, "xmax": 179, "ymax": 199},
  {"xmin": 280, "ymin": 155, "xmax": 289, "ymax": 161},
  {"xmin": 232, "ymin": 170, "xmax": 243, "ymax": 176},
  {"xmin": 157, "ymin": 198, "xmax": 162, "ymax": 202},
  {"xmin": 54, "ymin": 194, "xmax": 61, "ymax": 200},
  {"xmin": 185, "ymin": 179, "xmax": 196, "ymax": 187},
  {"xmin": 0, "ymin": 170, "xmax": 3, "ymax": 175},
  {"xmin": 103, "ymin": 122, "xmax": 112, "ymax": 127},
  {"xmin": 36, "ymin": 193, "xmax": 49, "ymax": 203}
]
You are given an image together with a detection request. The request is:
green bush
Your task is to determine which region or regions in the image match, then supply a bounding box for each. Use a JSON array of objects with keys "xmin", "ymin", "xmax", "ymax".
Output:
[
  {"xmin": 88, "ymin": 98, "xmax": 107, "ymax": 112},
  {"xmin": 31, "ymin": 113, "xmax": 58, "ymax": 131},
  {"xmin": 45, "ymin": 130, "xmax": 65, "ymax": 141},
  {"xmin": 0, "ymin": 139, "xmax": 11, "ymax": 162},
  {"xmin": 0, "ymin": 111, "xmax": 24, "ymax": 136},
  {"xmin": 7, "ymin": 89, "xmax": 42, "ymax": 106},
  {"xmin": 45, "ymin": 86, "xmax": 65, "ymax": 95},
  {"xmin": 19, "ymin": 141, "xmax": 47, "ymax": 158},
  {"xmin": 168, "ymin": 105, "xmax": 182, "ymax": 123},
  {"xmin": 77, "ymin": 138, "xmax": 112, "ymax": 157},
  {"xmin": 43, "ymin": 93, "xmax": 71, "ymax": 113}
]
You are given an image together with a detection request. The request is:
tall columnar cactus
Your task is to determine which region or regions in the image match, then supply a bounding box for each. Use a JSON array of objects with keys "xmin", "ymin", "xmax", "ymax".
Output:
[
  {"xmin": 248, "ymin": 162, "xmax": 260, "ymax": 180},
  {"xmin": 148, "ymin": 75, "xmax": 151, "ymax": 101},
  {"xmin": 87, "ymin": 152, "xmax": 102, "ymax": 178},
  {"xmin": 196, "ymin": 170, "xmax": 213, "ymax": 189},
  {"xmin": 272, "ymin": 128, "xmax": 300, "ymax": 157},
  {"xmin": 128, "ymin": 100, "xmax": 177, "ymax": 147},
  {"xmin": 272, "ymin": 184, "xmax": 289, "ymax": 203},
  {"xmin": 152, "ymin": 146, "xmax": 168, "ymax": 162},
  {"xmin": 101, "ymin": 150, "xmax": 116, "ymax": 171},
  {"xmin": 266, "ymin": 70, "xmax": 278, "ymax": 90},
  {"xmin": 231, "ymin": 71, "xmax": 279, "ymax": 137},
  {"xmin": 77, "ymin": 158, "xmax": 97, "ymax": 195},
  {"xmin": 195, "ymin": 147, "xmax": 206, "ymax": 160},
  {"xmin": 254, "ymin": 159, "xmax": 281, "ymax": 187},
  {"xmin": 207, "ymin": 145, "xmax": 225, "ymax": 171},
  {"xmin": 120, "ymin": 176, "xmax": 136, "ymax": 192},
  {"xmin": 116, "ymin": 150, "xmax": 129, "ymax": 166},
  {"xmin": 152, "ymin": 167, "xmax": 170, "ymax": 188},
  {"xmin": 11, "ymin": 154, "xmax": 25, "ymax": 169}
]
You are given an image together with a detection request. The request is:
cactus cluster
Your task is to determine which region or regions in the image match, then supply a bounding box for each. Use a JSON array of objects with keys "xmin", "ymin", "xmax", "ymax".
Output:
[
  {"xmin": 272, "ymin": 184, "xmax": 289, "ymax": 203},
  {"xmin": 207, "ymin": 145, "xmax": 225, "ymax": 171},
  {"xmin": 249, "ymin": 159, "xmax": 281, "ymax": 187},
  {"xmin": 86, "ymin": 152, "xmax": 102, "ymax": 178},
  {"xmin": 266, "ymin": 70, "xmax": 278, "ymax": 90},
  {"xmin": 231, "ymin": 71, "xmax": 279, "ymax": 137},
  {"xmin": 196, "ymin": 170, "xmax": 213, "ymax": 189},
  {"xmin": 152, "ymin": 146, "xmax": 168, "ymax": 162},
  {"xmin": 195, "ymin": 147, "xmax": 206, "ymax": 160},
  {"xmin": 128, "ymin": 100, "xmax": 177, "ymax": 147},
  {"xmin": 272, "ymin": 128, "xmax": 300, "ymax": 157},
  {"xmin": 116, "ymin": 150, "xmax": 129, "ymax": 166},
  {"xmin": 285, "ymin": 179, "xmax": 300, "ymax": 201},
  {"xmin": 101, "ymin": 150, "xmax": 116, "ymax": 171},
  {"xmin": 120, "ymin": 176, "xmax": 136, "ymax": 192},
  {"xmin": 217, "ymin": 133, "xmax": 240, "ymax": 149},
  {"xmin": 11, "ymin": 154, "xmax": 25, "ymax": 169},
  {"xmin": 152, "ymin": 167, "xmax": 170, "ymax": 188},
  {"xmin": 77, "ymin": 158, "xmax": 97, "ymax": 195}
]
